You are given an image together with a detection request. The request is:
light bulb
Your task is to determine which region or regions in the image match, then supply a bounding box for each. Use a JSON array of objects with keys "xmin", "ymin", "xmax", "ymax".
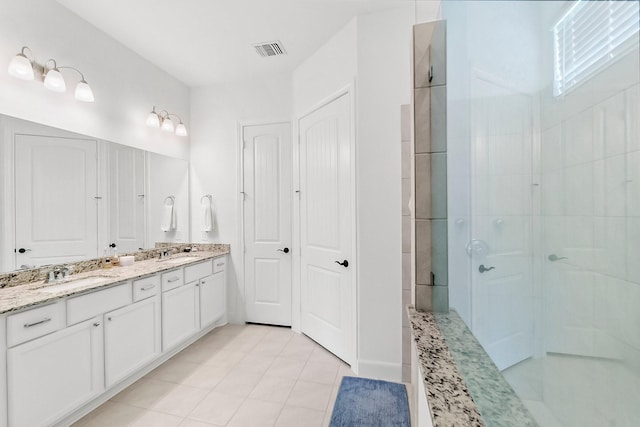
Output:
[
  {"xmin": 161, "ymin": 116, "xmax": 174, "ymax": 132},
  {"xmin": 146, "ymin": 109, "xmax": 160, "ymax": 127},
  {"xmin": 175, "ymin": 122, "xmax": 188, "ymax": 137},
  {"xmin": 8, "ymin": 53, "xmax": 34, "ymax": 81},
  {"xmin": 43, "ymin": 68, "xmax": 66, "ymax": 92},
  {"xmin": 74, "ymin": 80, "xmax": 94, "ymax": 102}
]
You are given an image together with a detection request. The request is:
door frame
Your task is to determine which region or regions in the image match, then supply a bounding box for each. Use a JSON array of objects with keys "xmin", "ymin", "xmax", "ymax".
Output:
[
  {"xmin": 294, "ymin": 84, "xmax": 358, "ymax": 368},
  {"xmin": 238, "ymin": 119, "xmax": 294, "ymax": 325}
]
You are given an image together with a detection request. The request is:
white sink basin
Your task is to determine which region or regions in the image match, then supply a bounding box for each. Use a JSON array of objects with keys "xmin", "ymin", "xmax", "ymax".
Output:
[
  {"xmin": 157, "ymin": 255, "xmax": 198, "ymax": 265},
  {"xmin": 38, "ymin": 276, "xmax": 113, "ymax": 293}
]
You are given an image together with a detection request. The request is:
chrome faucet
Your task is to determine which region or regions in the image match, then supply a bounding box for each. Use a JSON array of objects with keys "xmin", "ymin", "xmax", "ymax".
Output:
[
  {"xmin": 47, "ymin": 268, "xmax": 62, "ymax": 283},
  {"xmin": 46, "ymin": 265, "xmax": 73, "ymax": 283},
  {"xmin": 158, "ymin": 248, "xmax": 175, "ymax": 260},
  {"xmin": 62, "ymin": 265, "xmax": 74, "ymax": 278}
]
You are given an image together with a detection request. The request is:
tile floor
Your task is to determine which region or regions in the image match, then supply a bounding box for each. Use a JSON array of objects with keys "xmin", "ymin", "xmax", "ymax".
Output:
[
  {"xmin": 503, "ymin": 354, "xmax": 640, "ymax": 427},
  {"xmin": 74, "ymin": 324, "xmax": 354, "ymax": 427}
]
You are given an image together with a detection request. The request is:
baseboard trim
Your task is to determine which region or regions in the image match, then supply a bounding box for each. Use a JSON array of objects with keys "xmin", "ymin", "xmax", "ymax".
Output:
[{"xmin": 356, "ymin": 359, "xmax": 403, "ymax": 382}]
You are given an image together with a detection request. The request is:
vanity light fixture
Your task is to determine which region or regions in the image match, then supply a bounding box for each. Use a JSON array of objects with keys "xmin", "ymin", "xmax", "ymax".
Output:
[
  {"xmin": 7, "ymin": 46, "xmax": 95, "ymax": 102},
  {"xmin": 43, "ymin": 60, "xmax": 66, "ymax": 92},
  {"xmin": 7, "ymin": 46, "xmax": 35, "ymax": 80},
  {"xmin": 146, "ymin": 106, "xmax": 187, "ymax": 137}
]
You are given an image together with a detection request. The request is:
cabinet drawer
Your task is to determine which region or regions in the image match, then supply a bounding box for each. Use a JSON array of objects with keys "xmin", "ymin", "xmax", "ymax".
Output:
[
  {"xmin": 161, "ymin": 269, "xmax": 184, "ymax": 292},
  {"xmin": 184, "ymin": 260, "xmax": 213, "ymax": 284},
  {"xmin": 213, "ymin": 256, "xmax": 226, "ymax": 273},
  {"xmin": 67, "ymin": 282, "xmax": 132, "ymax": 325},
  {"xmin": 133, "ymin": 275, "xmax": 160, "ymax": 302},
  {"xmin": 7, "ymin": 302, "xmax": 66, "ymax": 348}
]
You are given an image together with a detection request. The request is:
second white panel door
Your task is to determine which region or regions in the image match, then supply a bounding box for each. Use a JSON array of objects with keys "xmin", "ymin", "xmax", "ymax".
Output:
[
  {"xmin": 299, "ymin": 93, "xmax": 353, "ymax": 365},
  {"xmin": 243, "ymin": 122, "xmax": 293, "ymax": 326}
]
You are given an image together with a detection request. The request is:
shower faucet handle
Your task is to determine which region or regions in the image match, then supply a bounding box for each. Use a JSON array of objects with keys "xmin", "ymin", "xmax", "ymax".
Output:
[{"xmin": 478, "ymin": 264, "xmax": 495, "ymax": 273}]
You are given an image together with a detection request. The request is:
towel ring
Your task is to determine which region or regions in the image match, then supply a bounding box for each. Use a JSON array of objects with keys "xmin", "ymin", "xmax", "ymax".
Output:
[
  {"xmin": 164, "ymin": 195, "xmax": 175, "ymax": 206},
  {"xmin": 200, "ymin": 194, "xmax": 213, "ymax": 204}
]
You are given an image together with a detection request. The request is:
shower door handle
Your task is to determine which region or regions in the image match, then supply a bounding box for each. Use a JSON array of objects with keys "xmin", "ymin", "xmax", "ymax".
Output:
[{"xmin": 479, "ymin": 264, "xmax": 495, "ymax": 273}]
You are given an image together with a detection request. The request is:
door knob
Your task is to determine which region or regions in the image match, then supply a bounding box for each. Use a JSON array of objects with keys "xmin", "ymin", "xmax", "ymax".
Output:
[
  {"xmin": 479, "ymin": 264, "xmax": 495, "ymax": 273},
  {"xmin": 335, "ymin": 260, "xmax": 349, "ymax": 268},
  {"xmin": 17, "ymin": 248, "xmax": 31, "ymax": 254},
  {"xmin": 277, "ymin": 247, "xmax": 290, "ymax": 254},
  {"xmin": 548, "ymin": 254, "xmax": 568, "ymax": 262}
]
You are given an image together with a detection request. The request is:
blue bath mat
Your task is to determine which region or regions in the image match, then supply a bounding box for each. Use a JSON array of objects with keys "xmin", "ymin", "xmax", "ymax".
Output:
[{"xmin": 329, "ymin": 376, "xmax": 410, "ymax": 427}]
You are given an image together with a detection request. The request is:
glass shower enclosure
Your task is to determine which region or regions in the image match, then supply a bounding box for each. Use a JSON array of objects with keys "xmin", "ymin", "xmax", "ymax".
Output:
[{"xmin": 443, "ymin": 1, "xmax": 640, "ymax": 425}]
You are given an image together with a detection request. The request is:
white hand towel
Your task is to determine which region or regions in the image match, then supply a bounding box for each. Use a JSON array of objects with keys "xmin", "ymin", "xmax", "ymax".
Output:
[
  {"xmin": 201, "ymin": 202, "xmax": 214, "ymax": 232},
  {"xmin": 161, "ymin": 205, "xmax": 174, "ymax": 232},
  {"xmin": 171, "ymin": 204, "xmax": 177, "ymax": 230}
]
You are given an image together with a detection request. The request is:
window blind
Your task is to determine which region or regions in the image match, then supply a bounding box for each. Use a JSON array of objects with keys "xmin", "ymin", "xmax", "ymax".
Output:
[{"xmin": 553, "ymin": 0, "xmax": 640, "ymax": 96}]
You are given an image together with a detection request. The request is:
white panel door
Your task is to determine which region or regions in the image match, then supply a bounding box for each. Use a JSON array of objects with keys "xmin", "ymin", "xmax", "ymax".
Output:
[
  {"xmin": 109, "ymin": 144, "xmax": 145, "ymax": 253},
  {"xmin": 14, "ymin": 135, "xmax": 98, "ymax": 268},
  {"xmin": 470, "ymin": 75, "xmax": 534, "ymax": 371},
  {"xmin": 243, "ymin": 123, "xmax": 292, "ymax": 326},
  {"xmin": 299, "ymin": 93, "xmax": 353, "ymax": 364}
]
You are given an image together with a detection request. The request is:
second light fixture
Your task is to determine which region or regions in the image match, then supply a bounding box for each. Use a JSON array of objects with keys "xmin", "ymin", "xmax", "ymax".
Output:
[{"xmin": 146, "ymin": 106, "xmax": 187, "ymax": 137}]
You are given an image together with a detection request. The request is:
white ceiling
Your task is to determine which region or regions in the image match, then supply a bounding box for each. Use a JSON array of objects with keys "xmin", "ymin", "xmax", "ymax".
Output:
[{"xmin": 57, "ymin": 0, "xmax": 431, "ymax": 88}]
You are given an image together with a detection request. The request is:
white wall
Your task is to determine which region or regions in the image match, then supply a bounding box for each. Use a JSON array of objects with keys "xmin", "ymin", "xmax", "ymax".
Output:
[
  {"xmin": 292, "ymin": 20, "xmax": 358, "ymax": 114},
  {"xmin": 0, "ymin": 0, "xmax": 190, "ymax": 160},
  {"xmin": 189, "ymin": 73, "xmax": 292, "ymax": 322},
  {"xmin": 355, "ymin": 5, "xmax": 415, "ymax": 379}
]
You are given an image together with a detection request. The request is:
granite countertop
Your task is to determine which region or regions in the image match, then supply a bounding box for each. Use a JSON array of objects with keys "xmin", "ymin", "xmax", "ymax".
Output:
[
  {"xmin": 0, "ymin": 247, "xmax": 229, "ymax": 315},
  {"xmin": 408, "ymin": 307, "xmax": 538, "ymax": 427}
]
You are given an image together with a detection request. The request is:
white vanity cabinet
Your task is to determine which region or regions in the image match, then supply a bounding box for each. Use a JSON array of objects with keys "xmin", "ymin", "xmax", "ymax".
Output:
[
  {"xmin": 0, "ymin": 253, "xmax": 228, "ymax": 427},
  {"xmin": 162, "ymin": 282, "xmax": 200, "ymax": 351},
  {"xmin": 200, "ymin": 257, "xmax": 226, "ymax": 328},
  {"xmin": 7, "ymin": 316, "xmax": 104, "ymax": 427},
  {"xmin": 104, "ymin": 295, "xmax": 161, "ymax": 387},
  {"xmin": 104, "ymin": 276, "xmax": 162, "ymax": 387}
]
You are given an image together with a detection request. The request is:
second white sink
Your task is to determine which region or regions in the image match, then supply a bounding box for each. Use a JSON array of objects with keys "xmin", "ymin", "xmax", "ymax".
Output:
[
  {"xmin": 38, "ymin": 276, "xmax": 113, "ymax": 293},
  {"xmin": 157, "ymin": 255, "xmax": 199, "ymax": 265}
]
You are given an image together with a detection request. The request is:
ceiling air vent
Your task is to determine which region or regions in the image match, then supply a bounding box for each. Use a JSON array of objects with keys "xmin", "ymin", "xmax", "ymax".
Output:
[{"xmin": 253, "ymin": 41, "xmax": 287, "ymax": 58}]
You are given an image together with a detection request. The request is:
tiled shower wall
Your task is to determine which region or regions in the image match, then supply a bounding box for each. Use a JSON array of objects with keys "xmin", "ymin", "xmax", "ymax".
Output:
[
  {"xmin": 412, "ymin": 21, "xmax": 448, "ymax": 313},
  {"xmin": 539, "ymin": 52, "xmax": 640, "ymax": 371}
]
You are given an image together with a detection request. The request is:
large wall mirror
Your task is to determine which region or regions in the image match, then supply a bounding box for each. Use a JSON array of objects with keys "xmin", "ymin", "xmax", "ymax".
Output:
[{"xmin": 0, "ymin": 114, "xmax": 190, "ymax": 273}]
